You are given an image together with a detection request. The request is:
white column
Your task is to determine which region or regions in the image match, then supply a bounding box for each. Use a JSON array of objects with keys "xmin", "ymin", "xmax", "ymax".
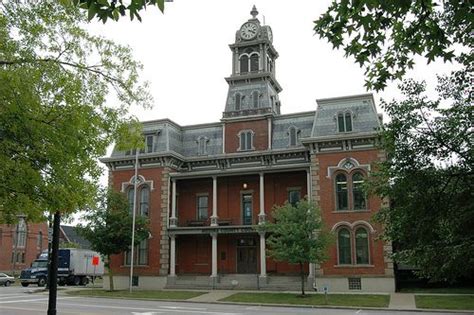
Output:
[
  {"xmin": 170, "ymin": 179, "xmax": 177, "ymax": 227},
  {"xmin": 258, "ymin": 172, "xmax": 266, "ymax": 224},
  {"xmin": 170, "ymin": 235, "xmax": 176, "ymax": 276},
  {"xmin": 211, "ymin": 176, "xmax": 218, "ymax": 226},
  {"xmin": 211, "ymin": 233, "xmax": 218, "ymax": 277},
  {"xmin": 259, "ymin": 232, "xmax": 266, "ymax": 278}
]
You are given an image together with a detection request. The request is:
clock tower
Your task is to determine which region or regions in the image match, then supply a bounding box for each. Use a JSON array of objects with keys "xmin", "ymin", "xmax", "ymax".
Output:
[{"xmin": 223, "ymin": 6, "xmax": 282, "ymax": 120}]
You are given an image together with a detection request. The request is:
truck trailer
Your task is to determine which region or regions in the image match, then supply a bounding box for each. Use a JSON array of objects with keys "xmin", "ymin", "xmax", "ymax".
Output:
[{"xmin": 20, "ymin": 248, "xmax": 104, "ymax": 287}]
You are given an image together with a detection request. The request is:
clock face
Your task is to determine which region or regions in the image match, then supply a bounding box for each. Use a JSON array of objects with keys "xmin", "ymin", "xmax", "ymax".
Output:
[
  {"xmin": 240, "ymin": 22, "xmax": 258, "ymax": 40},
  {"xmin": 267, "ymin": 27, "xmax": 273, "ymax": 42}
]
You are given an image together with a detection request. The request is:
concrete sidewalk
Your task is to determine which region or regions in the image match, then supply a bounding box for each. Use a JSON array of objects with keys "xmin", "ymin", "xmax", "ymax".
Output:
[
  {"xmin": 187, "ymin": 290, "xmax": 234, "ymax": 302},
  {"xmin": 388, "ymin": 293, "xmax": 416, "ymax": 310}
]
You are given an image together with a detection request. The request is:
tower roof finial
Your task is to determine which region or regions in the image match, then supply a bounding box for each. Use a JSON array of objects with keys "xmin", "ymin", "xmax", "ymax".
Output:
[{"xmin": 250, "ymin": 5, "xmax": 258, "ymax": 19}]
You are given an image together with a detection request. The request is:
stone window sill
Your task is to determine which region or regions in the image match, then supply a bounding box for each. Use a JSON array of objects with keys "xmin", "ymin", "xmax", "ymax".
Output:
[
  {"xmin": 332, "ymin": 209, "xmax": 370, "ymax": 214},
  {"xmin": 334, "ymin": 264, "xmax": 374, "ymax": 268}
]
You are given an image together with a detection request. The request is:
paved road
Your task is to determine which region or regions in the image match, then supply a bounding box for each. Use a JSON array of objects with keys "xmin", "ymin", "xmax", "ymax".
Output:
[{"xmin": 0, "ymin": 286, "xmax": 465, "ymax": 315}]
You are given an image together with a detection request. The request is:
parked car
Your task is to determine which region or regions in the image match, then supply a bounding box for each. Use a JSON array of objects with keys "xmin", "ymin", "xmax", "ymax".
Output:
[{"xmin": 0, "ymin": 273, "xmax": 15, "ymax": 286}]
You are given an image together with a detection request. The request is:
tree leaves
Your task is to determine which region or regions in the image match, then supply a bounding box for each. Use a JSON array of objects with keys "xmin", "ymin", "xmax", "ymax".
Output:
[
  {"xmin": 314, "ymin": 0, "xmax": 472, "ymax": 91},
  {"xmin": 0, "ymin": 2, "xmax": 151, "ymax": 223}
]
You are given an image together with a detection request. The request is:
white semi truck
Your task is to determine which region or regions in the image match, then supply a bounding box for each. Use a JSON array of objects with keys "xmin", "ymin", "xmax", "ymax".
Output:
[{"xmin": 20, "ymin": 248, "xmax": 104, "ymax": 287}]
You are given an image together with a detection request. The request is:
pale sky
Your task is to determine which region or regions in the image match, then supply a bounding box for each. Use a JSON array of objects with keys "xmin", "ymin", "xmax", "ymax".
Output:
[{"xmin": 87, "ymin": 0, "xmax": 452, "ymax": 126}]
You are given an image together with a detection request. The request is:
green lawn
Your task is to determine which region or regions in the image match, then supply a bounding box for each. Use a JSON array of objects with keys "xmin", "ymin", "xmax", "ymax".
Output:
[
  {"xmin": 416, "ymin": 295, "xmax": 474, "ymax": 310},
  {"xmin": 220, "ymin": 292, "xmax": 390, "ymax": 308},
  {"xmin": 400, "ymin": 287, "xmax": 474, "ymax": 294},
  {"xmin": 66, "ymin": 289, "xmax": 206, "ymax": 300}
]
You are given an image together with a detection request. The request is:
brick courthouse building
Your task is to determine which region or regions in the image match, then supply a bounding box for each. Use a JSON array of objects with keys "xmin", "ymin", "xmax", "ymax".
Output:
[{"xmin": 101, "ymin": 7, "xmax": 395, "ymax": 292}]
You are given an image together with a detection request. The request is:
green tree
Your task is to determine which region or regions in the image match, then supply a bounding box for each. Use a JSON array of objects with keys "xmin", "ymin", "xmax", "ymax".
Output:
[
  {"xmin": 314, "ymin": 0, "xmax": 473, "ymax": 283},
  {"xmin": 372, "ymin": 73, "xmax": 473, "ymax": 282},
  {"xmin": 314, "ymin": 0, "xmax": 472, "ymax": 90},
  {"xmin": 0, "ymin": 2, "xmax": 150, "ymax": 223},
  {"xmin": 78, "ymin": 189, "xmax": 150, "ymax": 291},
  {"xmin": 64, "ymin": 0, "xmax": 168, "ymax": 22},
  {"xmin": 260, "ymin": 199, "xmax": 332, "ymax": 296}
]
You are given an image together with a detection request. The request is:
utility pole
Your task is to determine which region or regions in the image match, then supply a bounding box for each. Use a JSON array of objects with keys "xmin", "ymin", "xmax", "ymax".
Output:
[
  {"xmin": 46, "ymin": 213, "xmax": 52, "ymax": 289},
  {"xmin": 129, "ymin": 149, "xmax": 139, "ymax": 292},
  {"xmin": 47, "ymin": 211, "xmax": 60, "ymax": 315}
]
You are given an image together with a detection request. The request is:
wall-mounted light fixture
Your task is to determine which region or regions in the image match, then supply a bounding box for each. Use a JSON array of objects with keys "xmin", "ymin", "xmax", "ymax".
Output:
[{"xmin": 242, "ymin": 183, "xmax": 248, "ymax": 189}]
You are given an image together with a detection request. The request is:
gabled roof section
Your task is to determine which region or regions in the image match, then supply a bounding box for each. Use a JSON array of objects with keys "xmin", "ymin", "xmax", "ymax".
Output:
[
  {"xmin": 311, "ymin": 93, "xmax": 381, "ymax": 138},
  {"xmin": 60, "ymin": 225, "xmax": 90, "ymax": 249}
]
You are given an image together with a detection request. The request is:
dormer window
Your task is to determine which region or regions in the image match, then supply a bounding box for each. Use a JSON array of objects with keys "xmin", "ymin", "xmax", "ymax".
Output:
[
  {"xmin": 145, "ymin": 135, "xmax": 154, "ymax": 153},
  {"xmin": 197, "ymin": 136, "xmax": 209, "ymax": 155},
  {"xmin": 337, "ymin": 112, "xmax": 353, "ymax": 132},
  {"xmin": 252, "ymin": 91, "xmax": 259, "ymax": 108},
  {"xmin": 288, "ymin": 126, "xmax": 299, "ymax": 147},
  {"xmin": 239, "ymin": 130, "xmax": 254, "ymax": 151},
  {"xmin": 240, "ymin": 55, "xmax": 249, "ymax": 73},
  {"xmin": 235, "ymin": 93, "xmax": 242, "ymax": 110},
  {"xmin": 250, "ymin": 53, "xmax": 259, "ymax": 72}
]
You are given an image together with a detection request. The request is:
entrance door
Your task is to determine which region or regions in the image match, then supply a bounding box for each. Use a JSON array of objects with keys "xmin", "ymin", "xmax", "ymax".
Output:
[{"xmin": 236, "ymin": 238, "xmax": 257, "ymax": 273}]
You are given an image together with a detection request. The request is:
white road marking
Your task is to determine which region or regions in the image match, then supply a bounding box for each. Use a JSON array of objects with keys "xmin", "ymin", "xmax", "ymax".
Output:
[
  {"xmin": 131, "ymin": 312, "xmax": 163, "ymax": 315},
  {"xmin": 0, "ymin": 294, "xmax": 28, "ymax": 300},
  {"xmin": 0, "ymin": 296, "xmax": 78, "ymax": 304},
  {"xmin": 161, "ymin": 306, "xmax": 207, "ymax": 310},
  {"xmin": 355, "ymin": 310, "xmax": 362, "ymax": 314}
]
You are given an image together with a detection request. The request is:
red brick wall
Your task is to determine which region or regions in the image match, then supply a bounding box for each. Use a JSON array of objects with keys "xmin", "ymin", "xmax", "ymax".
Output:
[
  {"xmin": 316, "ymin": 150, "xmax": 385, "ymax": 276},
  {"xmin": 0, "ymin": 222, "xmax": 48, "ymax": 273},
  {"xmin": 109, "ymin": 167, "xmax": 165, "ymax": 276},
  {"xmin": 224, "ymin": 119, "xmax": 268, "ymax": 153}
]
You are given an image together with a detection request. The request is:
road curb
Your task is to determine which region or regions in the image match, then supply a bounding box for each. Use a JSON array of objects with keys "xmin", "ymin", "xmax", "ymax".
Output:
[{"xmin": 60, "ymin": 291, "xmax": 474, "ymax": 313}]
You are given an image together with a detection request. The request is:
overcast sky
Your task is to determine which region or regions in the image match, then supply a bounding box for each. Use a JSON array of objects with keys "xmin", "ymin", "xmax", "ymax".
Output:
[{"xmin": 87, "ymin": 0, "xmax": 452, "ymax": 126}]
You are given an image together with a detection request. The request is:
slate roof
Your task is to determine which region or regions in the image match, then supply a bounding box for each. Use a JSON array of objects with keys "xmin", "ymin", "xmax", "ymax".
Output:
[{"xmin": 60, "ymin": 225, "xmax": 90, "ymax": 249}]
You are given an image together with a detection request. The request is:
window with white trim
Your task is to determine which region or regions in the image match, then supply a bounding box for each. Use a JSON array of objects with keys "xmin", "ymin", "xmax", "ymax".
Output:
[
  {"xmin": 197, "ymin": 195, "xmax": 208, "ymax": 221},
  {"xmin": 250, "ymin": 53, "xmax": 259, "ymax": 72},
  {"xmin": 197, "ymin": 137, "xmax": 208, "ymax": 155},
  {"xmin": 252, "ymin": 91, "xmax": 259, "ymax": 108},
  {"xmin": 239, "ymin": 130, "xmax": 254, "ymax": 151},
  {"xmin": 235, "ymin": 93, "xmax": 242, "ymax": 110},
  {"xmin": 337, "ymin": 112, "xmax": 353, "ymax": 132},
  {"xmin": 335, "ymin": 171, "xmax": 367, "ymax": 211},
  {"xmin": 337, "ymin": 226, "xmax": 371, "ymax": 266},
  {"xmin": 288, "ymin": 126, "xmax": 299, "ymax": 147},
  {"xmin": 239, "ymin": 55, "xmax": 249, "ymax": 73}
]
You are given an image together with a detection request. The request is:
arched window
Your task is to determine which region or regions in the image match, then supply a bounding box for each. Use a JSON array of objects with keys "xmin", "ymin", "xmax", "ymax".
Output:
[
  {"xmin": 252, "ymin": 91, "xmax": 259, "ymax": 108},
  {"xmin": 250, "ymin": 54, "xmax": 259, "ymax": 72},
  {"xmin": 240, "ymin": 55, "xmax": 249, "ymax": 73},
  {"xmin": 338, "ymin": 228, "xmax": 352, "ymax": 264},
  {"xmin": 355, "ymin": 227, "xmax": 369, "ymax": 264},
  {"xmin": 352, "ymin": 172, "xmax": 366, "ymax": 210},
  {"xmin": 127, "ymin": 188, "xmax": 135, "ymax": 215},
  {"xmin": 335, "ymin": 174, "xmax": 348, "ymax": 210},
  {"xmin": 289, "ymin": 126, "xmax": 298, "ymax": 146},
  {"xmin": 239, "ymin": 130, "xmax": 253, "ymax": 151},
  {"xmin": 235, "ymin": 93, "xmax": 241, "ymax": 110},
  {"xmin": 345, "ymin": 113, "xmax": 352, "ymax": 132},
  {"xmin": 140, "ymin": 186, "xmax": 149, "ymax": 216}
]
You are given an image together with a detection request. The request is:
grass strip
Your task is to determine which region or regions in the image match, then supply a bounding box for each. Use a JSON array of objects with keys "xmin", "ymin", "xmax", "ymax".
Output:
[
  {"xmin": 66, "ymin": 289, "xmax": 206, "ymax": 300},
  {"xmin": 415, "ymin": 295, "xmax": 474, "ymax": 310},
  {"xmin": 400, "ymin": 287, "xmax": 474, "ymax": 294},
  {"xmin": 221, "ymin": 292, "xmax": 389, "ymax": 308}
]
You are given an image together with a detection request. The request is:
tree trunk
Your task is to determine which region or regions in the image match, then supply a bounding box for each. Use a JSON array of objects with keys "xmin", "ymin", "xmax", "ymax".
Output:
[
  {"xmin": 300, "ymin": 262, "xmax": 305, "ymax": 296},
  {"xmin": 106, "ymin": 256, "xmax": 114, "ymax": 292}
]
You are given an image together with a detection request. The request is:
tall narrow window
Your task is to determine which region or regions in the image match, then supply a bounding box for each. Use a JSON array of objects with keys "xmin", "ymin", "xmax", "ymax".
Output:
[
  {"xmin": 239, "ymin": 131, "xmax": 253, "ymax": 151},
  {"xmin": 250, "ymin": 54, "xmax": 259, "ymax": 72},
  {"xmin": 235, "ymin": 93, "xmax": 241, "ymax": 110},
  {"xmin": 337, "ymin": 113, "xmax": 345, "ymax": 132},
  {"xmin": 16, "ymin": 219, "xmax": 26, "ymax": 248},
  {"xmin": 345, "ymin": 113, "xmax": 353, "ymax": 132},
  {"xmin": 352, "ymin": 172, "xmax": 366, "ymax": 210},
  {"xmin": 140, "ymin": 186, "xmax": 149, "ymax": 216},
  {"xmin": 197, "ymin": 137, "xmax": 208, "ymax": 155},
  {"xmin": 145, "ymin": 135, "xmax": 153, "ymax": 153},
  {"xmin": 138, "ymin": 239, "xmax": 148, "ymax": 265},
  {"xmin": 128, "ymin": 188, "xmax": 135, "ymax": 215},
  {"xmin": 242, "ymin": 193, "xmax": 253, "ymax": 225},
  {"xmin": 252, "ymin": 91, "xmax": 259, "ymax": 108},
  {"xmin": 289, "ymin": 127, "xmax": 298, "ymax": 146},
  {"xmin": 197, "ymin": 195, "xmax": 208, "ymax": 221},
  {"xmin": 335, "ymin": 174, "xmax": 348, "ymax": 210},
  {"xmin": 355, "ymin": 228, "xmax": 369, "ymax": 264},
  {"xmin": 37, "ymin": 231, "xmax": 43, "ymax": 251},
  {"xmin": 240, "ymin": 55, "xmax": 249, "ymax": 73},
  {"xmin": 338, "ymin": 228, "xmax": 352, "ymax": 264}
]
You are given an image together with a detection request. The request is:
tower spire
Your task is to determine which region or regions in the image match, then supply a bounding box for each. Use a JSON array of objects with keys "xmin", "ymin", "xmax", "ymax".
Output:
[{"xmin": 250, "ymin": 5, "xmax": 258, "ymax": 19}]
